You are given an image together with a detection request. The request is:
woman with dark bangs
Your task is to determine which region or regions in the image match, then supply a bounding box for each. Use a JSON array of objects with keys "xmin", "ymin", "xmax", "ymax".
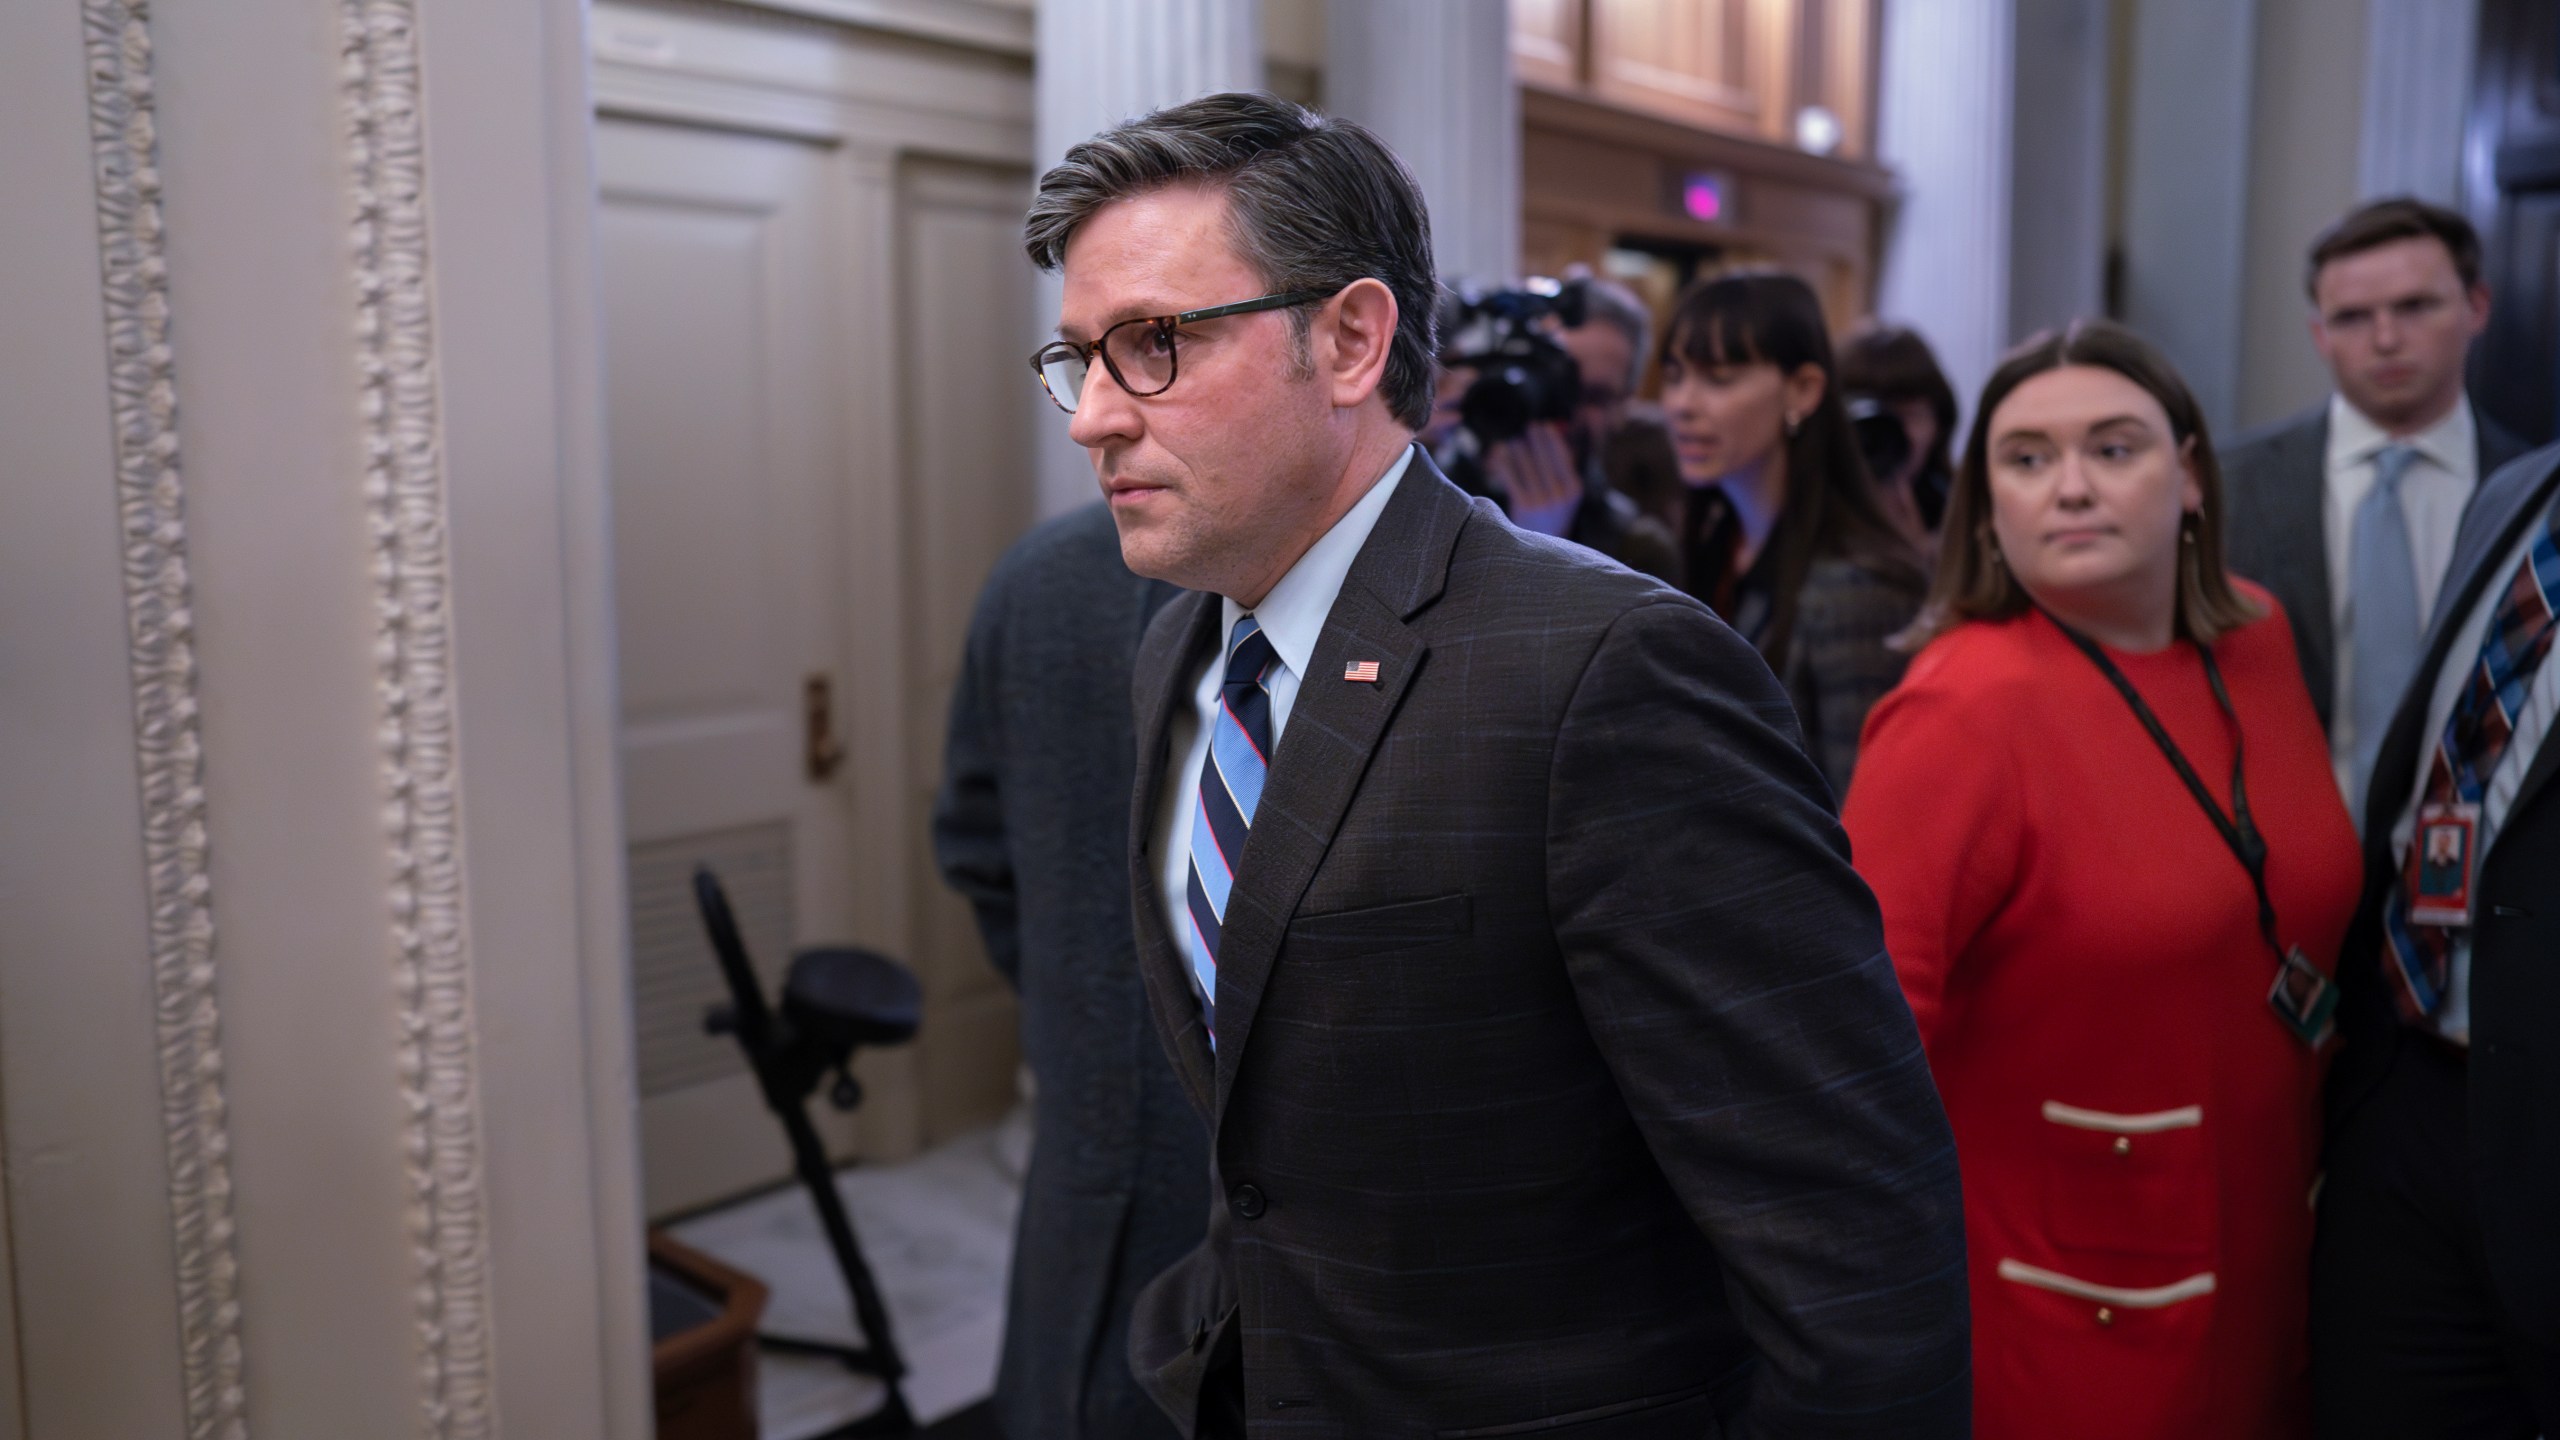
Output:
[{"xmin": 1658, "ymin": 271, "xmax": 1927, "ymax": 791}]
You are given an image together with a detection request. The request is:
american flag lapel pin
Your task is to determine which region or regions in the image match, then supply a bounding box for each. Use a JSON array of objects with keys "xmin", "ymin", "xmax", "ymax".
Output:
[{"xmin": 1343, "ymin": 659, "xmax": 1381, "ymax": 684}]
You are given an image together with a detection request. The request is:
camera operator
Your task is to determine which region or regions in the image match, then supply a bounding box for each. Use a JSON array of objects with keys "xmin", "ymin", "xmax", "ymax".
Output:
[
  {"xmin": 1434, "ymin": 275, "xmax": 1679, "ymax": 584},
  {"xmin": 1839, "ymin": 323, "xmax": 1958, "ymax": 550}
]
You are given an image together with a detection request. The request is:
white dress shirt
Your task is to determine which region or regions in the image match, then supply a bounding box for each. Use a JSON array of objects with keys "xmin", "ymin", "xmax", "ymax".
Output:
[
  {"xmin": 1152, "ymin": 445, "xmax": 1416, "ymax": 1016},
  {"xmin": 2324, "ymin": 395, "xmax": 2481, "ymax": 799},
  {"xmin": 2385, "ymin": 510, "xmax": 2560, "ymax": 1044}
]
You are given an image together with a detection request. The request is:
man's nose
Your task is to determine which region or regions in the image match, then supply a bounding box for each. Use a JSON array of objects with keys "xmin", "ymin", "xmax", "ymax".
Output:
[
  {"xmin": 2371, "ymin": 312, "xmax": 2403, "ymax": 352},
  {"xmin": 1066, "ymin": 364, "xmax": 1138, "ymax": 450}
]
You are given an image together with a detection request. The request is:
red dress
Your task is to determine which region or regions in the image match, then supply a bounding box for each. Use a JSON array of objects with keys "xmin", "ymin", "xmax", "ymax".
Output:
[{"xmin": 1842, "ymin": 589, "xmax": 2361, "ymax": 1440}]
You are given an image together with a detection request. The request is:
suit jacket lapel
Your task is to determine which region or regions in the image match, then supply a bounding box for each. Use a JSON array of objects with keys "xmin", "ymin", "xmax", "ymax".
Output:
[
  {"xmin": 2362, "ymin": 451, "xmax": 2560, "ymax": 869},
  {"xmin": 1128, "ymin": 588, "xmax": 1221, "ymax": 1116},
  {"xmin": 1206, "ymin": 460, "xmax": 1475, "ymax": 1118}
]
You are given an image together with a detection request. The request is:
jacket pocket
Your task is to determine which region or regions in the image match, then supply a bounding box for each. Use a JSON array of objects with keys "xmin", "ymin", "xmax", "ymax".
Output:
[
  {"xmin": 1437, "ymin": 1378, "xmax": 1721, "ymax": 1437},
  {"xmin": 2038, "ymin": 1100, "xmax": 2213, "ymax": 1259},
  {"xmin": 1988, "ymin": 1258, "xmax": 2218, "ymax": 1436},
  {"xmin": 1285, "ymin": 892, "xmax": 1471, "ymax": 961}
]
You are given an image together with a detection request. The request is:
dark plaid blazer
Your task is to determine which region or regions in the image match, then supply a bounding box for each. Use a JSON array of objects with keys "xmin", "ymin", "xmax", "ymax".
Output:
[{"xmin": 1123, "ymin": 455, "xmax": 1971, "ymax": 1438}]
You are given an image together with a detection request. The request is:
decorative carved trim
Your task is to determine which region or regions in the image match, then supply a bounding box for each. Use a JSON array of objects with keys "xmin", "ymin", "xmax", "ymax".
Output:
[
  {"xmin": 79, "ymin": 3, "xmax": 252, "ymax": 1437},
  {"xmin": 337, "ymin": 4, "xmax": 498, "ymax": 1435}
]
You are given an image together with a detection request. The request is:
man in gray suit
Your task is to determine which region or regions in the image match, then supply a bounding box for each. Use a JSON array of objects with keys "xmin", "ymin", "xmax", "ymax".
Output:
[
  {"xmin": 1024, "ymin": 92, "xmax": 1968, "ymax": 1438},
  {"xmin": 933, "ymin": 504, "xmax": 1204, "ymax": 1440},
  {"xmin": 2223, "ymin": 198, "xmax": 2528, "ymax": 823}
]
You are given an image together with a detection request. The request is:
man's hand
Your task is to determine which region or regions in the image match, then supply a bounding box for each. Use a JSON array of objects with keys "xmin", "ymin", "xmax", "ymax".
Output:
[{"xmin": 1485, "ymin": 422, "xmax": 1583, "ymax": 538}]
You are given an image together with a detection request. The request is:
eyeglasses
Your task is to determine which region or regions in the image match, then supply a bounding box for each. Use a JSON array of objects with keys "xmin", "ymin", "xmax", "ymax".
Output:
[{"xmin": 1029, "ymin": 290, "xmax": 1332, "ymax": 414}]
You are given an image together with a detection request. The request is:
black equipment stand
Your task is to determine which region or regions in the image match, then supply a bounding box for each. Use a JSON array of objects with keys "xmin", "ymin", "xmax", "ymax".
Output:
[{"xmin": 693, "ymin": 865, "xmax": 925, "ymax": 1437}]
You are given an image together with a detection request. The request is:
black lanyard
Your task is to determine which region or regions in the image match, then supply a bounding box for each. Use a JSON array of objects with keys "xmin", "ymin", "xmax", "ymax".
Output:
[{"xmin": 2042, "ymin": 610, "xmax": 2286, "ymax": 963}]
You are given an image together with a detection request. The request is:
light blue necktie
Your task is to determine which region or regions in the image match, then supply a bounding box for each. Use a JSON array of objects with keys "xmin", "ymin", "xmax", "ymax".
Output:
[{"xmin": 2347, "ymin": 443, "xmax": 2422, "ymax": 826}]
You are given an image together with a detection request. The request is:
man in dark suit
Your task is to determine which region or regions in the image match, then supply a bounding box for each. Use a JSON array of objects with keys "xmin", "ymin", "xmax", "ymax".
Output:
[
  {"xmin": 2223, "ymin": 198, "xmax": 2528, "ymax": 825},
  {"xmin": 2311, "ymin": 441, "xmax": 2560, "ymax": 1436},
  {"xmin": 933, "ymin": 503, "xmax": 1205, "ymax": 1440},
  {"xmin": 1021, "ymin": 92, "xmax": 1969, "ymax": 1438}
]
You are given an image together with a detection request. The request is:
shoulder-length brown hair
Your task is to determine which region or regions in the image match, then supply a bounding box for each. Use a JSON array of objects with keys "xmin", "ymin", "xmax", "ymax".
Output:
[
  {"xmin": 1661, "ymin": 271, "xmax": 1925, "ymax": 664},
  {"xmin": 1905, "ymin": 319, "xmax": 2262, "ymax": 648}
]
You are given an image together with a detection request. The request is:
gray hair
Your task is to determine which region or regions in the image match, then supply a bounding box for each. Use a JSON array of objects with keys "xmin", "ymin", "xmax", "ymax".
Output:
[
  {"xmin": 1024, "ymin": 91, "xmax": 1438, "ymax": 430},
  {"xmin": 1567, "ymin": 267, "xmax": 1653, "ymax": 393}
]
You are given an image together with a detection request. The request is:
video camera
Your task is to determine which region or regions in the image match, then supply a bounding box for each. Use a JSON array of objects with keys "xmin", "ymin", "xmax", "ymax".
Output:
[
  {"xmin": 1441, "ymin": 277, "xmax": 1588, "ymax": 448},
  {"xmin": 1845, "ymin": 396, "xmax": 1912, "ymax": 485}
]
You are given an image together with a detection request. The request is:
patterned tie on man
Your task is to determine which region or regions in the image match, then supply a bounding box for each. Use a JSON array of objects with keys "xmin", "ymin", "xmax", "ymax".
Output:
[
  {"xmin": 2381, "ymin": 488, "xmax": 2560, "ymax": 1018},
  {"xmin": 1183, "ymin": 615, "xmax": 1277, "ymax": 1042}
]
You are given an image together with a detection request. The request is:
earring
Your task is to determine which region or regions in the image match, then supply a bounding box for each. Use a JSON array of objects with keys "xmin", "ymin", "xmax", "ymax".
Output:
[
  {"xmin": 1784, "ymin": 414, "xmax": 1802, "ymax": 439},
  {"xmin": 2180, "ymin": 512, "xmax": 2199, "ymax": 544}
]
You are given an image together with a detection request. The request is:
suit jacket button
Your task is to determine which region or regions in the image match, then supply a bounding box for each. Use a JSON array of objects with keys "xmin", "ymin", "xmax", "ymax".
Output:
[{"xmin": 1229, "ymin": 1183, "xmax": 1267, "ymax": 1220}]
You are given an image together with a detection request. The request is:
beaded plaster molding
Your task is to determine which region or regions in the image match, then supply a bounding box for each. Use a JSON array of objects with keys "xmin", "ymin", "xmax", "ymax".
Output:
[
  {"xmin": 79, "ymin": 1, "xmax": 252, "ymax": 1436},
  {"xmin": 338, "ymin": 2, "xmax": 499, "ymax": 1435}
]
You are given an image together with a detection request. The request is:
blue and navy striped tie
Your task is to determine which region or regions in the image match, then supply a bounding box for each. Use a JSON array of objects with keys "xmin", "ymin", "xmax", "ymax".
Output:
[{"xmin": 1184, "ymin": 615, "xmax": 1277, "ymax": 1043}]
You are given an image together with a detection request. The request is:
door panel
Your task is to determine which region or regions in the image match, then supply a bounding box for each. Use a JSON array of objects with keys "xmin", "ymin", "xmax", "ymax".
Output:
[
  {"xmin": 598, "ymin": 117, "xmax": 860, "ymax": 1216},
  {"xmin": 898, "ymin": 158, "xmax": 1033, "ymax": 1144}
]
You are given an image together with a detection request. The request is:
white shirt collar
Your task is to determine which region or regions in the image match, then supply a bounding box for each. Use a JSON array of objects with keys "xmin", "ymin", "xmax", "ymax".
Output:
[
  {"xmin": 1219, "ymin": 444, "xmax": 1416, "ymax": 680},
  {"xmin": 2326, "ymin": 392, "xmax": 2477, "ymax": 479}
]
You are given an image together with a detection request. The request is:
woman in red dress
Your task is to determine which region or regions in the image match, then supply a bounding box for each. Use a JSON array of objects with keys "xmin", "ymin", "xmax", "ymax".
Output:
[{"xmin": 1843, "ymin": 320, "xmax": 2363, "ymax": 1439}]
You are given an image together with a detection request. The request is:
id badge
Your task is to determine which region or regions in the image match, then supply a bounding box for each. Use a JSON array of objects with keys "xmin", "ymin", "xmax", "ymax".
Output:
[
  {"xmin": 2408, "ymin": 800, "xmax": 2481, "ymax": 927},
  {"xmin": 2267, "ymin": 945, "xmax": 2338, "ymax": 1049}
]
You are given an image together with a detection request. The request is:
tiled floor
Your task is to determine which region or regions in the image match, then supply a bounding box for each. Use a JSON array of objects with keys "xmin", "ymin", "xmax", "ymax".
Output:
[{"xmin": 672, "ymin": 1109, "xmax": 1028, "ymax": 1439}]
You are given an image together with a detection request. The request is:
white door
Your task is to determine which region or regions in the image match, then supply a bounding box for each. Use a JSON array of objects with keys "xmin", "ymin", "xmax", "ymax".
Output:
[{"xmin": 596, "ymin": 117, "xmax": 865, "ymax": 1217}]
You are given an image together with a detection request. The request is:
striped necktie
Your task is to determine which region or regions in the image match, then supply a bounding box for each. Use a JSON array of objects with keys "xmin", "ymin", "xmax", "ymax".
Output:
[
  {"xmin": 2380, "ymin": 490, "xmax": 2560, "ymax": 1019},
  {"xmin": 1184, "ymin": 615, "xmax": 1277, "ymax": 1043}
]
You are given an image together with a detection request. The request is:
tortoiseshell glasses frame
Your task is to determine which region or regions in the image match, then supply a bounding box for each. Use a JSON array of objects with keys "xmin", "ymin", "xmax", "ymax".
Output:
[{"xmin": 1029, "ymin": 289, "xmax": 1332, "ymax": 414}]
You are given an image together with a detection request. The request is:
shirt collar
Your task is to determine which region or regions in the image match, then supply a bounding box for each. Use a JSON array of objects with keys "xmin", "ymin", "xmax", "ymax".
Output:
[
  {"xmin": 1220, "ymin": 444, "xmax": 1416, "ymax": 680},
  {"xmin": 2328, "ymin": 392, "xmax": 2476, "ymax": 477}
]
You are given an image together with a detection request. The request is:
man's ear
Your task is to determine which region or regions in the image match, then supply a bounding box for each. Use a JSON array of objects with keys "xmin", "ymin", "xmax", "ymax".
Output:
[{"xmin": 1319, "ymin": 278, "xmax": 1399, "ymax": 410}]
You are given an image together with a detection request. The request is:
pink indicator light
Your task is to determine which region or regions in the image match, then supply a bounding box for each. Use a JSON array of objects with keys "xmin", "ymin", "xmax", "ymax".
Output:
[{"xmin": 1683, "ymin": 177, "xmax": 1722, "ymax": 222}]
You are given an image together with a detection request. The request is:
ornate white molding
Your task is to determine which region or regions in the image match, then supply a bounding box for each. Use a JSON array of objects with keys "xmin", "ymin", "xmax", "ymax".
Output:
[
  {"xmin": 337, "ymin": 4, "xmax": 497, "ymax": 1435},
  {"xmin": 79, "ymin": 3, "xmax": 252, "ymax": 1437}
]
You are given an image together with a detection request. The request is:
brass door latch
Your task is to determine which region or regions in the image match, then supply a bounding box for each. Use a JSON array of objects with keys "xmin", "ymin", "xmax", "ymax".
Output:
[{"xmin": 804, "ymin": 672, "xmax": 846, "ymax": 781}]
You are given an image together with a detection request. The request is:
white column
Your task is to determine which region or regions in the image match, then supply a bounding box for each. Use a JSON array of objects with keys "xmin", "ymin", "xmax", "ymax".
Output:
[
  {"xmin": 1032, "ymin": 0, "xmax": 1263, "ymax": 518},
  {"xmin": 2005, "ymin": 0, "xmax": 2110, "ymax": 341},
  {"xmin": 2118, "ymin": 0, "xmax": 2262, "ymax": 433},
  {"xmin": 0, "ymin": 0, "xmax": 646, "ymax": 1434},
  {"xmin": 2357, "ymin": 0, "xmax": 2480, "ymax": 205},
  {"xmin": 1876, "ymin": 0, "xmax": 2017, "ymax": 419},
  {"xmin": 1325, "ymin": 0, "xmax": 1521, "ymax": 292}
]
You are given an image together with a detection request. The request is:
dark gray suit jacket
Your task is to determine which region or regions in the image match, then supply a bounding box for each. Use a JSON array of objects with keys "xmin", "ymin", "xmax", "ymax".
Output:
[
  {"xmin": 2328, "ymin": 441, "xmax": 2560, "ymax": 1348},
  {"xmin": 933, "ymin": 502, "xmax": 1206, "ymax": 1440},
  {"xmin": 2221, "ymin": 400, "xmax": 2529, "ymax": 730},
  {"xmin": 1124, "ymin": 455, "xmax": 1970, "ymax": 1438}
]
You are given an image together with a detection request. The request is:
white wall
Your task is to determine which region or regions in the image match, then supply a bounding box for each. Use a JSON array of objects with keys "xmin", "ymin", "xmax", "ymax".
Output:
[{"xmin": 0, "ymin": 0, "xmax": 647, "ymax": 1433}]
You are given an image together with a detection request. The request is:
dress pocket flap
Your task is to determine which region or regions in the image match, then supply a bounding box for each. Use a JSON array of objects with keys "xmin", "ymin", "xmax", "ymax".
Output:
[
  {"xmin": 2041, "ymin": 1100, "xmax": 2203, "ymax": 1134},
  {"xmin": 1996, "ymin": 1258, "xmax": 2216, "ymax": 1309}
]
